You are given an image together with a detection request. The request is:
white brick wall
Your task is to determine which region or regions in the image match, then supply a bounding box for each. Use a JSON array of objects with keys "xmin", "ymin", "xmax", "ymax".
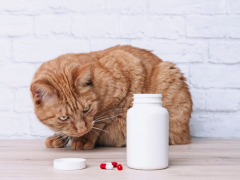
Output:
[{"xmin": 0, "ymin": 0, "xmax": 239, "ymax": 139}]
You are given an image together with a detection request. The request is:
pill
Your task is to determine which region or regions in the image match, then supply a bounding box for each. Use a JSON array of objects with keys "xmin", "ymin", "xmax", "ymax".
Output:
[
  {"xmin": 100, "ymin": 163, "xmax": 113, "ymax": 170},
  {"xmin": 117, "ymin": 164, "xmax": 123, "ymax": 170},
  {"xmin": 106, "ymin": 162, "xmax": 118, "ymax": 167},
  {"xmin": 112, "ymin": 162, "xmax": 118, "ymax": 167}
]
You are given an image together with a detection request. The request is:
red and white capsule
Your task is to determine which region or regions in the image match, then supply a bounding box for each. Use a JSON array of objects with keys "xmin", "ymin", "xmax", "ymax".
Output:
[
  {"xmin": 107, "ymin": 162, "xmax": 118, "ymax": 167},
  {"xmin": 100, "ymin": 163, "xmax": 113, "ymax": 170}
]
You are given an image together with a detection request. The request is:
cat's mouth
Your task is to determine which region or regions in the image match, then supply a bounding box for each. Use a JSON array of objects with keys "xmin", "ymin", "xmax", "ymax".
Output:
[
  {"xmin": 66, "ymin": 125, "xmax": 93, "ymax": 138},
  {"xmin": 67, "ymin": 130, "xmax": 90, "ymax": 137},
  {"xmin": 76, "ymin": 129, "xmax": 88, "ymax": 136},
  {"xmin": 62, "ymin": 121, "xmax": 95, "ymax": 138}
]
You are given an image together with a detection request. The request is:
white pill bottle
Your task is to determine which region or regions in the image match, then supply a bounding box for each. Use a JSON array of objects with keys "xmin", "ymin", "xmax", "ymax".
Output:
[{"xmin": 127, "ymin": 94, "xmax": 169, "ymax": 170}]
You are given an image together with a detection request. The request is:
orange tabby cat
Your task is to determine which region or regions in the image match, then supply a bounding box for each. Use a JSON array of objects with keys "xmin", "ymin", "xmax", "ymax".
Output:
[{"xmin": 30, "ymin": 45, "xmax": 192, "ymax": 150}]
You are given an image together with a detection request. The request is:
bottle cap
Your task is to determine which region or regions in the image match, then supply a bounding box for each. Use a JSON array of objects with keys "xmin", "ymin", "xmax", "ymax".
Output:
[{"xmin": 54, "ymin": 158, "xmax": 86, "ymax": 170}]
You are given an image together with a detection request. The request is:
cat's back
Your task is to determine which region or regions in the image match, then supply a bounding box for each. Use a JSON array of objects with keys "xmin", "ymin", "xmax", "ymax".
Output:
[
  {"xmin": 88, "ymin": 45, "xmax": 163, "ymax": 79},
  {"xmin": 91, "ymin": 45, "xmax": 162, "ymax": 67},
  {"xmin": 33, "ymin": 45, "xmax": 161, "ymax": 83}
]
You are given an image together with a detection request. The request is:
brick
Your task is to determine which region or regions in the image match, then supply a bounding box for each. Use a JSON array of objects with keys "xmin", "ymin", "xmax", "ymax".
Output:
[
  {"xmin": 186, "ymin": 16, "xmax": 240, "ymax": 38},
  {"xmin": 209, "ymin": 41, "xmax": 240, "ymax": 64},
  {"xmin": 227, "ymin": 0, "xmax": 240, "ymax": 14},
  {"xmin": 119, "ymin": 16, "xmax": 145, "ymax": 38},
  {"xmin": 205, "ymin": 90, "xmax": 240, "ymax": 111},
  {"xmin": 14, "ymin": 88, "xmax": 34, "ymax": 112},
  {"xmin": 72, "ymin": 16, "xmax": 119, "ymax": 38},
  {"xmin": 190, "ymin": 113, "xmax": 239, "ymax": 138},
  {"xmin": 229, "ymin": 118, "xmax": 240, "ymax": 138},
  {"xmin": 106, "ymin": 0, "xmax": 146, "ymax": 14},
  {"xmin": 63, "ymin": 0, "xmax": 106, "ymax": 13},
  {"xmin": 0, "ymin": 0, "xmax": 106, "ymax": 14},
  {"xmin": 149, "ymin": 0, "xmax": 225, "ymax": 15},
  {"xmin": 34, "ymin": 15, "xmax": 71, "ymax": 36},
  {"xmin": 190, "ymin": 65, "xmax": 240, "ymax": 88},
  {"xmin": 90, "ymin": 39, "xmax": 129, "ymax": 51},
  {"xmin": 0, "ymin": 112, "xmax": 29, "ymax": 137},
  {"xmin": 130, "ymin": 39, "xmax": 208, "ymax": 63},
  {"xmin": 29, "ymin": 113, "xmax": 54, "ymax": 137},
  {"xmin": 0, "ymin": 63, "xmax": 36, "ymax": 87},
  {"xmin": 0, "ymin": 0, "xmax": 30, "ymax": 13},
  {"xmin": 189, "ymin": 89, "xmax": 205, "ymax": 111},
  {"xmin": 0, "ymin": 88, "xmax": 14, "ymax": 111},
  {"xmin": 30, "ymin": 0, "xmax": 68, "ymax": 14},
  {"xmin": 146, "ymin": 17, "xmax": 184, "ymax": 39},
  {"xmin": 13, "ymin": 37, "xmax": 90, "ymax": 63},
  {"xmin": 0, "ymin": 39, "xmax": 11, "ymax": 62},
  {"xmin": 0, "ymin": 15, "xmax": 32, "ymax": 36}
]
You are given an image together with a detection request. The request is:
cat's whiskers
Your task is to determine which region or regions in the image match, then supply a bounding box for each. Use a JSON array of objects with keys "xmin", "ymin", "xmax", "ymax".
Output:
[
  {"xmin": 54, "ymin": 131, "xmax": 64, "ymax": 133},
  {"xmin": 53, "ymin": 132, "xmax": 63, "ymax": 135},
  {"xmin": 54, "ymin": 135, "xmax": 68, "ymax": 148},
  {"xmin": 93, "ymin": 107, "xmax": 128, "ymax": 121},
  {"xmin": 92, "ymin": 129, "xmax": 102, "ymax": 139},
  {"xmin": 47, "ymin": 134, "xmax": 66, "ymax": 141},
  {"xmin": 92, "ymin": 127, "xmax": 109, "ymax": 134},
  {"xmin": 93, "ymin": 114, "xmax": 111, "ymax": 121},
  {"xmin": 93, "ymin": 114, "xmax": 123, "ymax": 123},
  {"xmin": 63, "ymin": 137, "xmax": 70, "ymax": 147}
]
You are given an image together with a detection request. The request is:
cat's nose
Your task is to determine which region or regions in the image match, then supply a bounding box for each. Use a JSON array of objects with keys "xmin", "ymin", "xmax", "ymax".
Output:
[
  {"xmin": 77, "ymin": 129, "xmax": 87, "ymax": 135},
  {"xmin": 75, "ymin": 121, "xmax": 87, "ymax": 135}
]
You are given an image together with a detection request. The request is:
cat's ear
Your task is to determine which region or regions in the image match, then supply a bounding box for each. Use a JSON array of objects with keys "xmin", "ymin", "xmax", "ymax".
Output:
[
  {"xmin": 30, "ymin": 82, "xmax": 56, "ymax": 105},
  {"xmin": 74, "ymin": 64, "xmax": 93, "ymax": 88}
]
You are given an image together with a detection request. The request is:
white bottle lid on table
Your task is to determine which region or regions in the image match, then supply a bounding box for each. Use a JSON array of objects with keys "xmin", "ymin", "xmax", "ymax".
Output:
[{"xmin": 54, "ymin": 158, "xmax": 86, "ymax": 170}]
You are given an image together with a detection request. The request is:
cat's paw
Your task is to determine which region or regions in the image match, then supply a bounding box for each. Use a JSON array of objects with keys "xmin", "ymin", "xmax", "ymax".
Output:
[
  {"xmin": 71, "ymin": 138, "xmax": 95, "ymax": 150},
  {"xmin": 45, "ymin": 135, "xmax": 69, "ymax": 148}
]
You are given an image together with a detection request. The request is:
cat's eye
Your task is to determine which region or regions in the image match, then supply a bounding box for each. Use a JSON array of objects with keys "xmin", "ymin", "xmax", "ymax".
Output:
[
  {"xmin": 58, "ymin": 116, "xmax": 69, "ymax": 121},
  {"xmin": 83, "ymin": 105, "xmax": 90, "ymax": 113}
]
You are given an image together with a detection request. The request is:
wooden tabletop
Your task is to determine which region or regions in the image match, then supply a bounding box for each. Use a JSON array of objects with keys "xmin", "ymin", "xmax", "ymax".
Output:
[{"xmin": 0, "ymin": 138, "xmax": 239, "ymax": 180}]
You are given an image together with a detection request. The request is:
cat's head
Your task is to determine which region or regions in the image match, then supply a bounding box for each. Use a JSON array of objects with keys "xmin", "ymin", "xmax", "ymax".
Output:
[{"xmin": 30, "ymin": 59, "xmax": 99, "ymax": 137}]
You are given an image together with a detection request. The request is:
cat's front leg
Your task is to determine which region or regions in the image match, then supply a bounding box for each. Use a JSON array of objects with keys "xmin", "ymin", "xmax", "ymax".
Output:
[
  {"xmin": 71, "ymin": 137, "xmax": 94, "ymax": 150},
  {"xmin": 45, "ymin": 133, "xmax": 69, "ymax": 148},
  {"xmin": 71, "ymin": 124, "xmax": 105, "ymax": 150}
]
